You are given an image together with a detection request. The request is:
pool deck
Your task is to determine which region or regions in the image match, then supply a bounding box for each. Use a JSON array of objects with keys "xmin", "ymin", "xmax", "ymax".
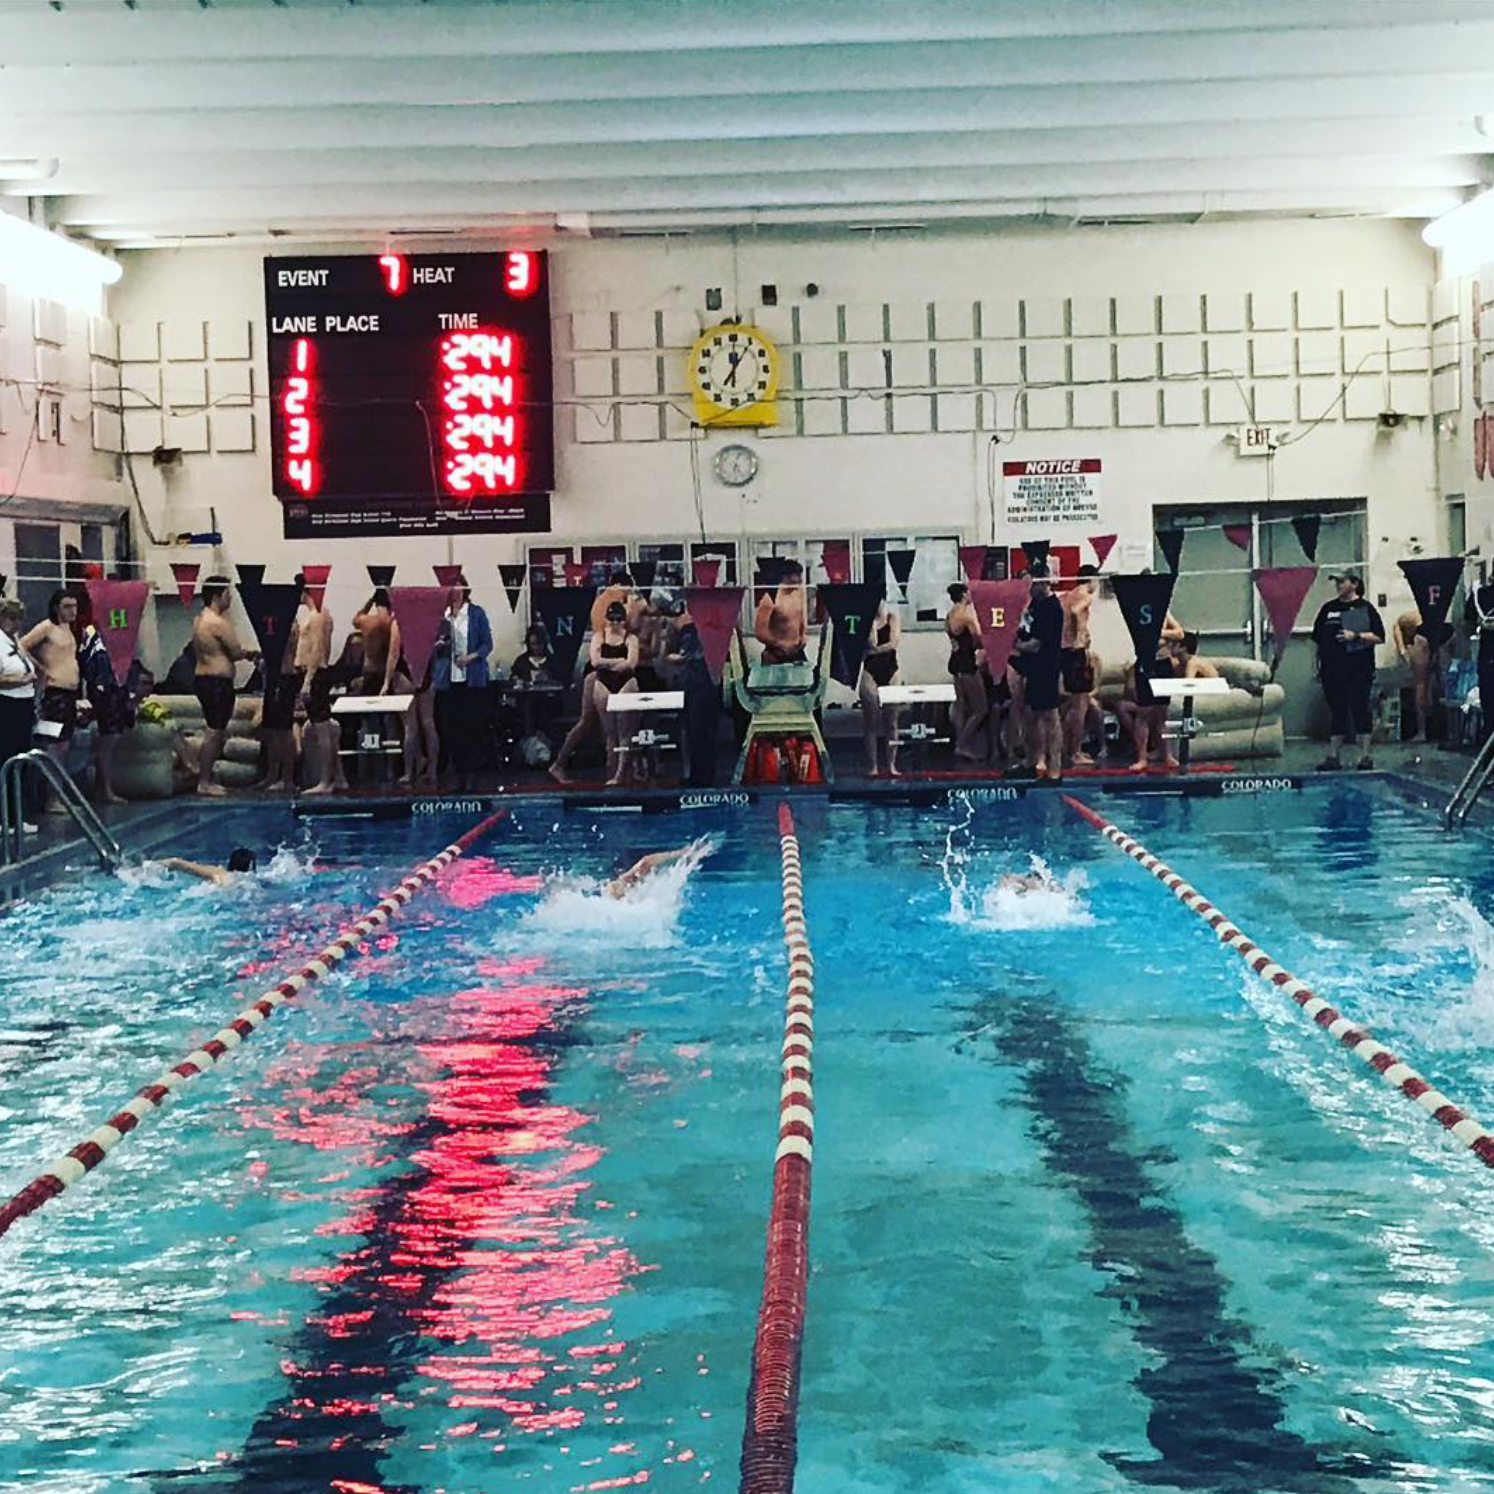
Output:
[{"xmin": 0, "ymin": 736, "xmax": 1476, "ymax": 903}]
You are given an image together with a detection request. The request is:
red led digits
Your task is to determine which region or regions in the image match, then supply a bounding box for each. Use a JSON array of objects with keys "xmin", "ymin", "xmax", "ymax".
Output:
[
  {"xmin": 282, "ymin": 338, "xmax": 319, "ymax": 495},
  {"xmin": 379, "ymin": 254, "xmax": 408, "ymax": 295},
  {"xmin": 504, "ymin": 251, "xmax": 536, "ymax": 297},
  {"xmin": 440, "ymin": 328, "xmax": 523, "ymax": 496}
]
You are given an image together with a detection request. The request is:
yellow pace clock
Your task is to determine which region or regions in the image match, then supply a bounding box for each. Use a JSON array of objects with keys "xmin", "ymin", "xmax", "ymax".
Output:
[{"xmin": 687, "ymin": 322, "xmax": 781, "ymax": 427}]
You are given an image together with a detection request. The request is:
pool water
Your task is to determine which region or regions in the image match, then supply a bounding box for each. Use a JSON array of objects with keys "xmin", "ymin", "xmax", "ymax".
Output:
[{"xmin": 3, "ymin": 784, "xmax": 1494, "ymax": 1493}]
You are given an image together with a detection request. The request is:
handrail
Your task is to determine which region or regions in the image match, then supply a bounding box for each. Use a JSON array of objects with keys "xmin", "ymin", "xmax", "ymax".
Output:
[
  {"xmin": 1444, "ymin": 731, "xmax": 1494, "ymax": 830},
  {"xmin": 0, "ymin": 751, "xmax": 121, "ymax": 870}
]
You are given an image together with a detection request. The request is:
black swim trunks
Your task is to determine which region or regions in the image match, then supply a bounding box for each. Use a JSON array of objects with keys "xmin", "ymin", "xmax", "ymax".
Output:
[
  {"xmin": 38, "ymin": 686, "xmax": 79, "ymax": 741},
  {"xmin": 261, "ymin": 671, "xmax": 302, "ymax": 732},
  {"xmin": 304, "ymin": 668, "xmax": 336, "ymax": 724},
  {"xmin": 194, "ymin": 674, "xmax": 235, "ymax": 732},
  {"xmin": 90, "ymin": 683, "xmax": 136, "ymax": 737},
  {"xmin": 1061, "ymin": 647, "xmax": 1095, "ymax": 695}
]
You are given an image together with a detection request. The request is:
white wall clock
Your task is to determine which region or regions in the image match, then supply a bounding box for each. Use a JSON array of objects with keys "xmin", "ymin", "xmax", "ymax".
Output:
[{"xmin": 713, "ymin": 442, "xmax": 759, "ymax": 487}]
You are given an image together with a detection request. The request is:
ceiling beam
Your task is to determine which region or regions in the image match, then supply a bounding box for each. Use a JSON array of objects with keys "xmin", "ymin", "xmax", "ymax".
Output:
[{"xmin": 3, "ymin": 0, "xmax": 1488, "ymax": 67}]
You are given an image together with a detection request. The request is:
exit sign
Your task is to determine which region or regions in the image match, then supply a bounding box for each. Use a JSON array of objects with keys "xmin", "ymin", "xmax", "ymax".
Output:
[{"xmin": 1236, "ymin": 424, "xmax": 1281, "ymax": 456}]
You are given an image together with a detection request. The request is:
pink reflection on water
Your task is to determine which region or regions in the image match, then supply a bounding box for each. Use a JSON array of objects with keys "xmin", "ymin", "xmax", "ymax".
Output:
[{"xmin": 436, "ymin": 855, "xmax": 545, "ymax": 909}]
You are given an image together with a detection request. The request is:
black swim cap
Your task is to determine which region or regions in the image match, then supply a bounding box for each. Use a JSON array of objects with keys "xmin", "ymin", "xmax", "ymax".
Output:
[{"xmin": 227, "ymin": 847, "xmax": 257, "ymax": 873}]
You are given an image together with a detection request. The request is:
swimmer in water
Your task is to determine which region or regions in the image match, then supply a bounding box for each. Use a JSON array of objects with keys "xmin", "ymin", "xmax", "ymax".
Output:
[
  {"xmin": 998, "ymin": 868, "xmax": 1059, "ymax": 896},
  {"xmin": 158, "ymin": 846, "xmax": 258, "ymax": 887},
  {"xmin": 603, "ymin": 845, "xmax": 698, "ymax": 899}
]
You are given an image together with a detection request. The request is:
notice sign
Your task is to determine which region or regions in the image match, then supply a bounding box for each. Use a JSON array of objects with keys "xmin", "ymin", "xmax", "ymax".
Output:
[{"xmin": 1003, "ymin": 458, "xmax": 1103, "ymax": 528}]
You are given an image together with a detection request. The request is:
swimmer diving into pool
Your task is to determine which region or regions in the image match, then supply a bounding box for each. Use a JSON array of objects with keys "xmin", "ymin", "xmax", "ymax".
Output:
[{"xmin": 158, "ymin": 847, "xmax": 258, "ymax": 886}]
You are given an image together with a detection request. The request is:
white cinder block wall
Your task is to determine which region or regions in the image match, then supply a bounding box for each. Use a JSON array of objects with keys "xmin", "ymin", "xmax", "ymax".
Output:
[{"xmin": 91, "ymin": 217, "xmax": 1447, "ymax": 676}]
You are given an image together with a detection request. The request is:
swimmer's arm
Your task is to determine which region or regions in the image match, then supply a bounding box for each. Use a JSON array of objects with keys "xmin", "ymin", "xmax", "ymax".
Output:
[
  {"xmin": 159, "ymin": 856, "xmax": 230, "ymax": 885},
  {"xmin": 381, "ymin": 616, "xmax": 402, "ymax": 695},
  {"xmin": 1160, "ymin": 612, "xmax": 1186, "ymax": 642}
]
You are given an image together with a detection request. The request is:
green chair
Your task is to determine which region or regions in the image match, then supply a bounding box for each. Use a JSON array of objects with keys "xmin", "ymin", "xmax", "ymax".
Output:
[{"xmin": 728, "ymin": 623, "xmax": 834, "ymax": 784}]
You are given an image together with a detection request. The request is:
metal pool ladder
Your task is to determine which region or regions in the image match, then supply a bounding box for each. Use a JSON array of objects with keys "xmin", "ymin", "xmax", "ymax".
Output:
[
  {"xmin": 0, "ymin": 750, "xmax": 122, "ymax": 870},
  {"xmin": 1444, "ymin": 732, "xmax": 1494, "ymax": 830}
]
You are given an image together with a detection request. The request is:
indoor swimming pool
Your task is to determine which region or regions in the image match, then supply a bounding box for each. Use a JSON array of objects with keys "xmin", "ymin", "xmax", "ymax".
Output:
[{"xmin": 3, "ymin": 783, "xmax": 1494, "ymax": 1494}]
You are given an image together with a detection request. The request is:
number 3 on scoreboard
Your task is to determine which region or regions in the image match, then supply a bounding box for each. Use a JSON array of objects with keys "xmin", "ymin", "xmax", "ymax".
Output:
[{"xmin": 505, "ymin": 252, "xmax": 535, "ymax": 297}]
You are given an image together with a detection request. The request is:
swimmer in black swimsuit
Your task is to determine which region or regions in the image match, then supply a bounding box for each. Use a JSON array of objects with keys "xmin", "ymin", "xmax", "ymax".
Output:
[
  {"xmin": 858, "ymin": 600, "xmax": 903, "ymax": 777},
  {"xmin": 945, "ymin": 582, "xmax": 988, "ymax": 763},
  {"xmin": 591, "ymin": 600, "xmax": 639, "ymax": 786}
]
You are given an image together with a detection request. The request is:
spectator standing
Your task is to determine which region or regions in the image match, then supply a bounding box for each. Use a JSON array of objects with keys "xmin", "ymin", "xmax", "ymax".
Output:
[
  {"xmin": 1060, "ymin": 564, "xmax": 1100, "ymax": 768},
  {"xmin": 0, "ymin": 599, "xmax": 38, "ymax": 783},
  {"xmin": 432, "ymin": 581, "xmax": 493, "ymax": 790},
  {"xmin": 191, "ymin": 577, "xmax": 259, "ymax": 797},
  {"xmin": 945, "ymin": 583, "xmax": 988, "ymax": 763},
  {"xmin": 21, "ymin": 591, "xmax": 83, "ymax": 812},
  {"xmin": 858, "ymin": 598, "xmax": 903, "ymax": 778},
  {"xmin": 1011, "ymin": 565, "xmax": 1064, "ymax": 782},
  {"xmin": 1311, "ymin": 572, "xmax": 1385, "ymax": 771},
  {"xmin": 1465, "ymin": 575, "xmax": 1494, "ymax": 741}
]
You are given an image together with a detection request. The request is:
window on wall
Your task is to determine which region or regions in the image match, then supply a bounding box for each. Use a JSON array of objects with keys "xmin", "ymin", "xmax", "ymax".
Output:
[
  {"xmin": 861, "ymin": 535, "xmax": 960, "ymax": 624},
  {"xmin": 14, "ymin": 523, "xmax": 61, "ymax": 625},
  {"xmin": 580, "ymin": 544, "xmax": 627, "ymax": 587},
  {"xmin": 526, "ymin": 544, "xmax": 572, "ymax": 590},
  {"xmin": 635, "ymin": 542, "xmax": 685, "ymax": 589},
  {"xmin": 1447, "ymin": 492, "xmax": 1467, "ymax": 557}
]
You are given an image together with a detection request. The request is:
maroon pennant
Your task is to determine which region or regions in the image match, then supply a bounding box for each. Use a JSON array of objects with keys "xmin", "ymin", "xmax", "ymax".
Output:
[
  {"xmin": 1089, "ymin": 534, "xmax": 1118, "ymax": 568},
  {"xmin": 959, "ymin": 545, "xmax": 988, "ymax": 584},
  {"xmin": 692, "ymin": 557, "xmax": 721, "ymax": 587},
  {"xmin": 1253, "ymin": 566, "xmax": 1318, "ymax": 668},
  {"xmin": 969, "ymin": 580, "xmax": 1031, "ymax": 679},
  {"xmin": 84, "ymin": 579, "xmax": 150, "ymax": 685},
  {"xmin": 433, "ymin": 564, "xmax": 465, "ymax": 588},
  {"xmin": 1223, "ymin": 525, "xmax": 1252, "ymax": 553},
  {"xmin": 683, "ymin": 587, "xmax": 746, "ymax": 683},
  {"xmin": 389, "ymin": 587, "xmax": 449, "ymax": 687},
  {"xmin": 300, "ymin": 563, "xmax": 332, "ymax": 609},
  {"xmin": 170, "ymin": 561, "xmax": 200, "ymax": 606}
]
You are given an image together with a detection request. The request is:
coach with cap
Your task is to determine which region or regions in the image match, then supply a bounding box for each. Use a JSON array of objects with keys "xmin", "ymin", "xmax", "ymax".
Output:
[{"xmin": 1311, "ymin": 571, "xmax": 1384, "ymax": 771}]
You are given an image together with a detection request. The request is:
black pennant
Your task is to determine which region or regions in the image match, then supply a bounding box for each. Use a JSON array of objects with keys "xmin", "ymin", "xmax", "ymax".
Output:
[
  {"xmin": 499, "ymin": 563, "xmax": 527, "ymax": 612},
  {"xmin": 1291, "ymin": 515, "xmax": 1321, "ymax": 563},
  {"xmin": 885, "ymin": 547, "xmax": 916, "ymax": 599},
  {"xmin": 367, "ymin": 564, "xmax": 396, "ymax": 588},
  {"xmin": 1112, "ymin": 573, "xmax": 1178, "ymax": 671},
  {"xmin": 533, "ymin": 586, "xmax": 596, "ymax": 681},
  {"xmin": 1020, "ymin": 538, "xmax": 1051, "ymax": 575},
  {"xmin": 1399, "ymin": 557, "xmax": 1464, "ymax": 648},
  {"xmin": 236, "ymin": 577, "xmax": 302, "ymax": 673},
  {"xmin": 818, "ymin": 582, "xmax": 884, "ymax": 688},
  {"xmin": 632, "ymin": 559, "xmax": 658, "ymax": 590},
  {"xmin": 753, "ymin": 555, "xmax": 793, "ymax": 607},
  {"xmin": 1155, "ymin": 530, "xmax": 1185, "ymax": 575}
]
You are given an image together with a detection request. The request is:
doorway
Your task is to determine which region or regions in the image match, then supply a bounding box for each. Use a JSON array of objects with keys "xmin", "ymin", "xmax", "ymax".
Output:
[{"xmin": 1155, "ymin": 502, "xmax": 1368, "ymax": 739}]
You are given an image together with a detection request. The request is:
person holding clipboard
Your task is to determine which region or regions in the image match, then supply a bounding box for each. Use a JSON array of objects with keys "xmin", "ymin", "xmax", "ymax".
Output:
[{"xmin": 1311, "ymin": 572, "xmax": 1385, "ymax": 771}]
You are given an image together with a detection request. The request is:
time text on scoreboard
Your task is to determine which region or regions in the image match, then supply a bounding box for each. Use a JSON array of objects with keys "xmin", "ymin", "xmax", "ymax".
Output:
[{"xmin": 264, "ymin": 251, "xmax": 554, "ymax": 538}]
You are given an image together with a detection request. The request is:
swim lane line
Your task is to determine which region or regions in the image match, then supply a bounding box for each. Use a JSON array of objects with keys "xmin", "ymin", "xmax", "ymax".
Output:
[
  {"xmin": 1062, "ymin": 794, "xmax": 1494, "ymax": 1172},
  {"xmin": 0, "ymin": 809, "xmax": 507, "ymax": 1241},
  {"xmin": 739, "ymin": 802, "xmax": 815, "ymax": 1494}
]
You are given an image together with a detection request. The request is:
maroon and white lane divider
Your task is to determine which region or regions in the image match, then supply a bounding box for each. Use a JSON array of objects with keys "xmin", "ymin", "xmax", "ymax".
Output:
[
  {"xmin": 1063, "ymin": 795, "xmax": 1494, "ymax": 1171},
  {"xmin": 739, "ymin": 803, "xmax": 816, "ymax": 1494},
  {"xmin": 0, "ymin": 809, "xmax": 507, "ymax": 1241}
]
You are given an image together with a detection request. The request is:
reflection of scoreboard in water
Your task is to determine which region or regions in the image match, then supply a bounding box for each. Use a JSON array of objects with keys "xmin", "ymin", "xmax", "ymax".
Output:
[{"xmin": 264, "ymin": 251, "xmax": 554, "ymax": 538}]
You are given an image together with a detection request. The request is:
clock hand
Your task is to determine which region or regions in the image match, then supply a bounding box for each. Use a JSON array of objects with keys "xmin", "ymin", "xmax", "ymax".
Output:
[{"xmin": 723, "ymin": 351, "xmax": 741, "ymax": 388}]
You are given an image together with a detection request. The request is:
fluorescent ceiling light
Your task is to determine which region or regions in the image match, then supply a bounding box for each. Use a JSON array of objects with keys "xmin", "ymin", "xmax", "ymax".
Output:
[
  {"xmin": 1422, "ymin": 187, "xmax": 1494, "ymax": 274},
  {"xmin": 0, "ymin": 212, "xmax": 122, "ymax": 302}
]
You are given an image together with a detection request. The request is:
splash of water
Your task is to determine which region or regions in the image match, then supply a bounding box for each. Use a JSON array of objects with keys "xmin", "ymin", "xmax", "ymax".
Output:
[
  {"xmin": 1401, "ymin": 893, "xmax": 1494, "ymax": 1052},
  {"xmin": 524, "ymin": 836, "xmax": 717, "ymax": 949},
  {"xmin": 940, "ymin": 790, "xmax": 975, "ymax": 923},
  {"xmin": 947, "ymin": 847, "xmax": 1095, "ymax": 931}
]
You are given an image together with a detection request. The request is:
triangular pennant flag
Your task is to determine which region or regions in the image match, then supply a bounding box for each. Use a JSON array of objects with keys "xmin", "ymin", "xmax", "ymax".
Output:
[
  {"xmin": 499, "ymin": 563, "xmax": 527, "ymax": 611},
  {"xmin": 1111, "ymin": 573, "xmax": 1178, "ymax": 669},
  {"xmin": 1290, "ymin": 515, "xmax": 1321, "ymax": 563},
  {"xmin": 535, "ymin": 586, "xmax": 597, "ymax": 680},
  {"xmin": 683, "ymin": 587, "xmax": 745, "ymax": 684},
  {"xmin": 1156, "ymin": 529, "xmax": 1185, "ymax": 575},
  {"xmin": 299, "ymin": 563, "xmax": 331, "ymax": 610},
  {"xmin": 367, "ymin": 564, "xmax": 396, "ymax": 588},
  {"xmin": 83, "ymin": 579, "xmax": 149, "ymax": 685},
  {"xmin": 236, "ymin": 563, "xmax": 266, "ymax": 590},
  {"xmin": 820, "ymin": 540, "xmax": 851, "ymax": 585},
  {"xmin": 885, "ymin": 547, "xmax": 916, "ymax": 599},
  {"xmin": 753, "ymin": 556, "xmax": 793, "ymax": 607},
  {"xmin": 433, "ymin": 564, "xmax": 465, "ymax": 588},
  {"xmin": 1399, "ymin": 557, "xmax": 1464, "ymax": 649},
  {"xmin": 959, "ymin": 545, "xmax": 988, "ymax": 584},
  {"xmin": 170, "ymin": 561, "xmax": 200, "ymax": 606},
  {"xmin": 1223, "ymin": 524, "xmax": 1252, "ymax": 553},
  {"xmin": 632, "ymin": 559, "xmax": 658, "ymax": 590},
  {"xmin": 389, "ymin": 586, "xmax": 449, "ymax": 687},
  {"xmin": 1017, "ymin": 539, "xmax": 1049, "ymax": 576},
  {"xmin": 692, "ymin": 557, "xmax": 722, "ymax": 588},
  {"xmin": 968, "ymin": 580, "xmax": 1031, "ymax": 680},
  {"xmin": 1089, "ymin": 534, "xmax": 1118, "ymax": 568},
  {"xmin": 563, "ymin": 560, "xmax": 589, "ymax": 588},
  {"xmin": 818, "ymin": 583, "xmax": 885, "ymax": 688},
  {"xmin": 237, "ymin": 578, "xmax": 302, "ymax": 672},
  {"xmin": 1253, "ymin": 566, "xmax": 1319, "ymax": 669}
]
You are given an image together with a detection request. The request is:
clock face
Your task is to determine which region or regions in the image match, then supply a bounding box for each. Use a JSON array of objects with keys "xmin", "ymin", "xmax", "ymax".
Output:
[
  {"xmin": 693, "ymin": 327, "xmax": 774, "ymax": 411},
  {"xmin": 713, "ymin": 443, "xmax": 758, "ymax": 486}
]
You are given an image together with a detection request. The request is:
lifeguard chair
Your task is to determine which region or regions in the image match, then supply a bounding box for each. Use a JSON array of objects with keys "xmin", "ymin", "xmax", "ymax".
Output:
[{"xmin": 727, "ymin": 623, "xmax": 834, "ymax": 785}]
